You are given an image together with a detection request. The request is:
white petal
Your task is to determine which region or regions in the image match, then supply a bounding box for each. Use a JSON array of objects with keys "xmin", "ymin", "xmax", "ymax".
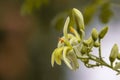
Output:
[
  {"xmin": 51, "ymin": 49, "xmax": 57, "ymax": 67},
  {"xmin": 63, "ymin": 47, "xmax": 73, "ymax": 70},
  {"xmin": 63, "ymin": 17, "xmax": 70, "ymax": 39}
]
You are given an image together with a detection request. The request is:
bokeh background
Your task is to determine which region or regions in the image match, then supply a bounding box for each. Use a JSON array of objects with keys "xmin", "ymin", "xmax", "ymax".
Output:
[{"xmin": 0, "ymin": 0, "xmax": 120, "ymax": 80}]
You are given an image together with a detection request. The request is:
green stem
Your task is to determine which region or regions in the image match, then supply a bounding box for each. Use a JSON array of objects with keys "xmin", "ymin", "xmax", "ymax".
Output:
[
  {"xmin": 99, "ymin": 38, "xmax": 102, "ymax": 60},
  {"xmin": 77, "ymin": 53, "xmax": 120, "ymax": 74},
  {"xmin": 89, "ymin": 54, "xmax": 120, "ymax": 74}
]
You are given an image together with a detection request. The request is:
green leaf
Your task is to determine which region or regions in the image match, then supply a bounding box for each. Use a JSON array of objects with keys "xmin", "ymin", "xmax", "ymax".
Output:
[
  {"xmin": 52, "ymin": 12, "xmax": 68, "ymax": 31},
  {"xmin": 21, "ymin": 0, "xmax": 49, "ymax": 15},
  {"xmin": 99, "ymin": 2, "xmax": 113, "ymax": 24},
  {"xmin": 83, "ymin": 0, "xmax": 103, "ymax": 25}
]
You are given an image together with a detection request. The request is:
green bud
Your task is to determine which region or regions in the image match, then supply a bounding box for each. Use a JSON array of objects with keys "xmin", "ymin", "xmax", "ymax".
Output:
[
  {"xmin": 109, "ymin": 44, "xmax": 118, "ymax": 63},
  {"xmin": 94, "ymin": 42, "xmax": 100, "ymax": 47},
  {"xmin": 117, "ymin": 53, "xmax": 120, "ymax": 60},
  {"xmin": 72, "ymin": 8, "xmax": 85, "ymax": 30},
  {"xmin": 91, "ymin": 28, "xmax": 98, "ymax": 41},
  {"xmin": 83, "ymin": 40, "xmax": 88, "ymax": 46},
  {"xmin": 83, "ymin": 37, "xmax": 94, "ymax": 47},
  {"xmin": 99, "ymin": 26, "xmax": 108, "ymax": 39},
  {"xmin": 80, "ymin": 45, "xmax": 88, "ymax": 54},
  {"xmin": 114, "ymin": 62, "xmax": 120, "ymax": 70},
  {"xmin": 81, "ymin": 58, "xmax": 89, "ymax": 64}
]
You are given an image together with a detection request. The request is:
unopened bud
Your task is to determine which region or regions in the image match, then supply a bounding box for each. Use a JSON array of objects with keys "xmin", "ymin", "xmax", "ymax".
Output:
[
  {"xmin": 80, "ymin": 45, "xmax": 87, "ymax": 54},
  {"xmin": 81, "ymin": 58, "xmax": 89, "ymax": 64},
  {"xmin": 94, "ymin": 42, "xmax": 100, "ymax": 47},
  {"xmin": 99, "ymin": 26, "xmax": 108, "ymax": 39},
  {"xmin": 109, "ymin": 44, "xmax": 118, "ymax": 63},
  {"xmin": 83, "ymin": 37, "xmax": 93, "ymax": 47},
  {"xmin": 91, "ymin": 28, "xmax": 98, "ymax": 41},
  {"xmin": 72, "ymin": 8, "xmax": 85, "ymax": 30}
]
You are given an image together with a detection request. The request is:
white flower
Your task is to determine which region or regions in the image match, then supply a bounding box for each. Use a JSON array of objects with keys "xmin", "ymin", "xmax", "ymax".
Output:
[
  {"xmin": 63, "ymin": 47, "xmax": 79, "ymax": 70},
  {"xmin": 51, "ymin": 46, "xmax": 79, "ymax": 70},
  {"xmin": 51, "ymin": 47, "xmax": 64, "ymax": 67}
]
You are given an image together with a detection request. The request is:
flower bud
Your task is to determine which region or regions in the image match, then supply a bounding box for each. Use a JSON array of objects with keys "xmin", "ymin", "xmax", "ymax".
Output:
[
  {"xmin": 80, "ymin": 45, "xmax": 87, "ymax": 54},
  {"xmin": 94, "ymin": 42, "xmax": 100, "ymax": 47},
  {"xmin": 91, "ymin": 28, "xmax": 98, "ymax": 41},
  {"xmin": 114, "ymin": 62, "xmax": 120, "ymax": 70},
  {"xmin": 99, "ymin": 26, "xmax": 108, "ymax": 39},
  {"xmin": 83, "ymin": 37, "xmax": 93, "ymax": 47},
  {"xmin": 109, "ymin": 44, "xmax": 118, "ymax": 63},
  {"xmin": 72, "ymin": 8, "xmax": 85, "ymax": 30},
  {"xmin": 81, "ymin": 58, "xmax": 89, "ymax": 64}
]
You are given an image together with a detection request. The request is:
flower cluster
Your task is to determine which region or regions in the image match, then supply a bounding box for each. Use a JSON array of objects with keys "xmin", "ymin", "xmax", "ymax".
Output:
[
  {"xmin": 51, "ymin": 8, "xmax": 109, "ymax": 71},
  {"xmin": 51, "ymin": 8, "xmax": 84, "ymax": 70}
]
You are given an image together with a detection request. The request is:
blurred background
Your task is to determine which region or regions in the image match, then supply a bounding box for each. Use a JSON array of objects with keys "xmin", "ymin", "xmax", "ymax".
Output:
[{"xmin": 0, "ymin": 0, "xmax": 120, "ymax": 80}]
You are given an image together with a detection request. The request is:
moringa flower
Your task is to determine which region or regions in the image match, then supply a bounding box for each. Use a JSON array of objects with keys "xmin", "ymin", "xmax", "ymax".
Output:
[
  {"xmin": 51, "ymin": 9, "xmax": 86, "ymax": 70},
  {"xmin": 51, "ymin": 46, "xmax": 79, "ymax": 70},
  {"xmin": 51, "ymin": 47, "xmax": 64, "ymax": 67},
  {"xmin": 63, "ymin": 47, "xmax": 79, "ymax": 70}
]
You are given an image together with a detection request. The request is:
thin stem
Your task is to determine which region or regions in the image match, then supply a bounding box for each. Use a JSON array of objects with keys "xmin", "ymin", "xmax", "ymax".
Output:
[
  {"xmin": 89, "ymin": 54, "xmax": 120, "ymax": 74},
  {"xmin": 99, "ymin": 38, "xmax": 102, "ymax": 60},
  {"xmin": 78, "ymin": 53, "xmax": 120, "ymax": 74},
  {"xmin": 111, "ymin": 62, "xmax": 113, "ymax": 68}
]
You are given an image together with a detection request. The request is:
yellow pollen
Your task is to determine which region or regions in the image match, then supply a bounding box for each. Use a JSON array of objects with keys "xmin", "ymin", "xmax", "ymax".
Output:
[{"xmin": 70, "ymin": 27, "xmax": 74, "ymax": 33}]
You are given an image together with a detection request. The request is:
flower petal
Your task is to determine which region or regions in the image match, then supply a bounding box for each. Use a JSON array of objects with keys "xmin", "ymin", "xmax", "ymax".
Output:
[
  {"xmin": 63, "ymin": 17, "xmax": 70, "ymax": 39},
  {"xmin": 54, "ymin": 47, "xmax": 64, "ymax": 65},
  {"xmin": 63, "ymin": 47, "xmax": 73, "ymax": 70},
  {"xmin": 51, "ymin": 49, "xmax": 57, "ymax": 67},
  {"xmin": 68, "ymin": 50, "xmax": 79, "ymax": 70}
]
